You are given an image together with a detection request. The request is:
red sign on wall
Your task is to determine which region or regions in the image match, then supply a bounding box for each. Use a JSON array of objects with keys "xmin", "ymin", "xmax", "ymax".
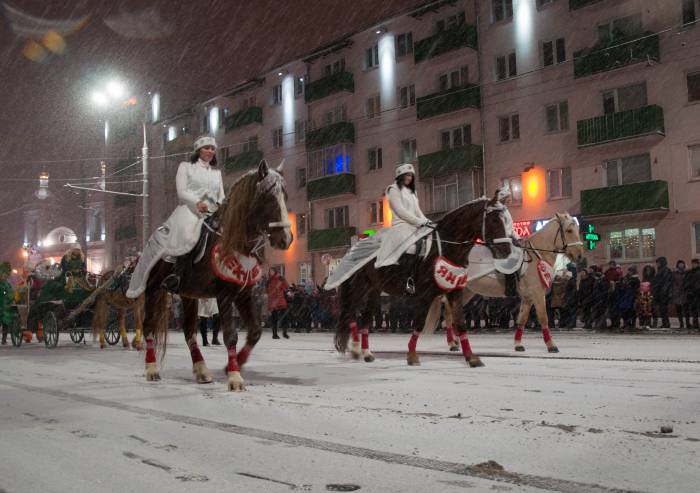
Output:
[{"xmin": 513, "ymin": 220, "xmax": 532, "ymax": 238}]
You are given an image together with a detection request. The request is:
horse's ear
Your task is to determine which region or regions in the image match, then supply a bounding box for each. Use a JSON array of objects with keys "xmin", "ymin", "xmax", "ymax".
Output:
[
  {"xmin": 276, "ymin": 158, "xmax": 285, "ymax": 173},
  {"xmin": 554, "ymin": 212, "xmax": 562, "ymax": 220},
  {"xmin": 257, "ymin": 159, "xmax": 269, "ymax": 180}
]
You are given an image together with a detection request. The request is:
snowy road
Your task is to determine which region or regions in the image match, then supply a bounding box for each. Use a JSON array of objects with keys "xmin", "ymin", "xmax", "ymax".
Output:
[{"xmin": 1, "ymin": 332, "xmax": 698, "ymax": 493}]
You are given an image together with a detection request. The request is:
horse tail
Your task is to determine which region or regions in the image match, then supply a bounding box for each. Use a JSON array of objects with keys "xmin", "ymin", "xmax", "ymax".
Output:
[{"xmin": 422, "ymin": 295, "xmax": 444, "ymax": 335}]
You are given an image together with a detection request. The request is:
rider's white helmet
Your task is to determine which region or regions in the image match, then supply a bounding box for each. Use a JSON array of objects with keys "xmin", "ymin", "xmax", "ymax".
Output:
[{"xmin": 395, "ymin": 163, "xmax": 415, "ymax": 178}]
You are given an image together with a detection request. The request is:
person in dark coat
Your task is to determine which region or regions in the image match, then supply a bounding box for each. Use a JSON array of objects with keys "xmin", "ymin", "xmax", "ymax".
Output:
[
  {"xmin": 685, "ymin": 258, "xmax": 700, "ymax": 329},
  {"xmin": 672, "ymin": 260, "xmax": 690, "ymax": 329},
  {"xmin": 578, "ymin": 268, "xmax": 594, "ymax": 329},
  {"xmin": 561, "ymin": 263, "xmax": 578, "ymax": 329},
  {"xmin": 652, "ymin": 257, "xmax": 673, "ymax": 328},
  {"xmin": 620, "ymin": 266, "xmax": 640, "ymax": 329},
  {"xmin": 591, "ymin": 267, "xmax": 610, "ymax": 329}
]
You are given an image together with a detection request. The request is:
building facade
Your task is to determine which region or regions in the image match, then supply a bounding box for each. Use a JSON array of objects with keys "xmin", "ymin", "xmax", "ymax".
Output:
[{"xmin": 107, "ymin": 0, "xmax": 700, "ymax": 284}]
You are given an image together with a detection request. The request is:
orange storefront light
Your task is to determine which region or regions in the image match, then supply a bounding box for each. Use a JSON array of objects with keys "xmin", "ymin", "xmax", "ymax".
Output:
[
  {"xmin": 524, "ymin": 166, "xmax": 545, "ymax": 203},
  {"xmin": 382, "ymin": 197, "xmax": 392, "ymax": 227}
]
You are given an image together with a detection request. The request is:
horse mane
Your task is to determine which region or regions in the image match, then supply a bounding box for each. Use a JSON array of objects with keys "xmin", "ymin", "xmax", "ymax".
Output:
[
  {"xmin": 219, "ymin": 171, "xmax": 259, "ymax": 255},
  {"xmin": 438, "ymin": 196, "xmax": 489, "ymax": 227}
]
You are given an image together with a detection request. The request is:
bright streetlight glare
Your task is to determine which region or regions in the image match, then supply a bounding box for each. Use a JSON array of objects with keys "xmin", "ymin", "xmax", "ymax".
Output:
[
  {"xmin": 91, "ymin": 90, "xmax": 109, "ymax": 106},
  {"xmin": 106, "ymin": 80, "xmax": 125, "ymax": 98}
]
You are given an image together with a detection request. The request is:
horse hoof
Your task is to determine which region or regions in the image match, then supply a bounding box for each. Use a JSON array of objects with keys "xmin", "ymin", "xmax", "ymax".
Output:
[
  {"xmin": 193, "ymin": 362, "xmax": 213, "ymax": 384},
  {"xmin": 548, "ymin": 346, "xmax": 559, "ymax": 353},
  {"xmin": 407, "ymin": 351, "xmax": 421, "ymax": 366},
  {"xmin": 146, "ymin": 371, "xmax": 161, "ymax": 382},
  {"xmin": 449, "ymin": 345, "xmax": 459, "ymax": 352},
  {"xmin": 100, "ymin": 343, "xmax": 106, "ymax": 350},
  {"xmin": 228, "ymin": 371, "xmax": 246, "ymax": 392},
  {"xmin": 351, "ymin": 351, "xmax": 361, "ymax": 360},
  {"xmin": 132, "ymin": 341, "xmax": 142, "ymax": 351},
  {"xmin": 363, "ymin": 353, "xmax": 375, "ymax": 363},
  {"xmin": 514, "ymin": 345, "xmax": 525, "ymax": 352},
  {"xmin": 468, "ymin": 357, "xmax": 485, "ymax": 368}
]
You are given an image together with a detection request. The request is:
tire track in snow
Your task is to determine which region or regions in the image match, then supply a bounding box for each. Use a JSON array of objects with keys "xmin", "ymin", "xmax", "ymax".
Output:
[{"xmin": 0, "ymin": 379, "xmax": 648, "ymax": 493}]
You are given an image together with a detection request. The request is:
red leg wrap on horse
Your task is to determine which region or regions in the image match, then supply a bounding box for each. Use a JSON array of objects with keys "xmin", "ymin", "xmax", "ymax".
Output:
[
  {"xmin": 360, "ymin": 327, "xmax": 369, "ymax": 350},
  {"xmin": 189, "ymin": 343, "xmax": 204, "ymax": 364},
  {"xmin": 350, "ymin": 322, "xmax": 359, "ymax": 342},
  {"xmin": 515, "ymin": 325, "xmax": 524, "ymax": 342},
  {"xmin": 236, "ymin": 344, "xmax": 252, "ymax": 367},
  {"xmin": 459, "ymin": 332, "xmax": 472, "ymax": 357},
  {"xmin": 227, "ymin": 344, "xmax": 240, "ymax": 373},
  {"xmin": 446, "ymin": 326, "xmax": 455, "ymax": 344},
  {"xmin": 542, "ymin": 326, "xmax": 552, "ymax": 343},
  {"xmin": 145, "ymin": 338, "xmax": 156, "ymax": 364},
  {"xmin": 408, "ymin": 330, "xmax": 420, "ymax": 352}
]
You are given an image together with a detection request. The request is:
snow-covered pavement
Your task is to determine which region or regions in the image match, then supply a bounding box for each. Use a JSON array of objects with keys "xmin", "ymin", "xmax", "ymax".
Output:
[{"xmin": 1, "ymin": 332, "xmax": 698, "ymax": 493}]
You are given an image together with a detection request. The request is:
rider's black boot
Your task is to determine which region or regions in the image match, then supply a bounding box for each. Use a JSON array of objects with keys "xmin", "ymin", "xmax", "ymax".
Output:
[
  {"xmin": 399, "ymin": 254, "xmax": 417, "ymax": 295},
  {"xmin": 505, "ymin": 274, "xmax": 517, "ymax": 297}
]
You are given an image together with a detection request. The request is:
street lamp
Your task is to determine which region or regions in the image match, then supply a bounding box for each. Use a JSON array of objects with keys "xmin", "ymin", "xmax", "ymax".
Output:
[{"xmin": 89, "ymin": 78, "xmax": 150, "ymax": 247}]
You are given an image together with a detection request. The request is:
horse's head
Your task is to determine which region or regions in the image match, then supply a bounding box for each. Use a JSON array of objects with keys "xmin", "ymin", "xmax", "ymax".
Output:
[
  {"xmin": 220, "ymin": 159, "xmax": 293, "ymax": 257},
  {"xmin": 553, "ymin": 212, "xmax": 585, "ymax": 262},
  {"xmin": 252, "ymin": 159, "xmax": 293, "ymax": 250},
  {"xmin": 484, "ymin": 193, "xmax": 513, "ymax": 259}
]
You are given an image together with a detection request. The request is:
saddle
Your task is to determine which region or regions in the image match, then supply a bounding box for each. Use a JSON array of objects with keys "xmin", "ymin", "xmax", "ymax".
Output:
[{"xmin": 164, "ymin": 213, "xmax": 221, "ymax": 292}]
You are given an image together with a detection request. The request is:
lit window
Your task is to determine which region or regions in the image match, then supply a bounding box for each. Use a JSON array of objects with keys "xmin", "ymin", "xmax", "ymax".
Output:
[
  {"xmin": 501, "ymin": 176, "xmax": 522, "ymax": 205},
  {"xmin": 609, "ymin": 228, "xmax": 655, "ymax": 260},
  {"xmin": 299, "ymin": 262, "xmax": 312, "ymax": 284}
]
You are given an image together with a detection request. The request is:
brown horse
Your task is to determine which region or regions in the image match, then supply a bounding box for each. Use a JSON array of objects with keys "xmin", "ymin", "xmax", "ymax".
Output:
[
  {"xmin": 440, "ymin": 213, "xmax": 584, "ymax": 353},
  {"xmin": 141, "ymin": 160, "xmax": 292, "ymax": 391},
  {"xmin": 90, "ymin": 269, "xmax": 144, "ymax": 350},
  {"xmin": 333, "ymin": 194, "xmax": 512, "ymax": 368}
]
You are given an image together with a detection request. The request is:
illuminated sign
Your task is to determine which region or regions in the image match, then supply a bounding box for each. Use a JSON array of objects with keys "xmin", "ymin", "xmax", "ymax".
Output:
[
  {"xmin": 513, "ymin": 221, "xmax": 532, "ymax": 237},
  {"xmin": 584, "ymin": 223, "xmax": 599, "ymax": 250}
]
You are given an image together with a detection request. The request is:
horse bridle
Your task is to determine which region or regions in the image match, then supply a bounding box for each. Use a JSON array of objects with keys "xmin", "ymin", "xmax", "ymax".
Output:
[
  {"xmin": 552, "ymin": 215, "xmax": 583, "ymax": 254},
  {"xmin": 482, "ymin": 204, "xmax": 513, "ymax": 247}
]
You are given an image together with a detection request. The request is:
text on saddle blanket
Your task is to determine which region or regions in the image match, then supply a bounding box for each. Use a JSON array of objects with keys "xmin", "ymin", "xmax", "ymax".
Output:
[{"xmin": 211, "ymin": 244, "xmax": 262, "ymax": 287}]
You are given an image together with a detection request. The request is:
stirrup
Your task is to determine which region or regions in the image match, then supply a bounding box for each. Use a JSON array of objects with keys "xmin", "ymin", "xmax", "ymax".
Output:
[
  {"xmin": 405, "ymin": 277, "xmax": 416, "ymax": 295},
  {"xmin": 161, "ymin": 274, "xmax": 180, "ymax": 293}
]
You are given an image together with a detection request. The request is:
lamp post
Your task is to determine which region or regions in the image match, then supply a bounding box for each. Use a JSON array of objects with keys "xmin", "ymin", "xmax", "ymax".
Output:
[{"xmin": 91, "ymin": 79, "xmax": 150, "ymax": 247}]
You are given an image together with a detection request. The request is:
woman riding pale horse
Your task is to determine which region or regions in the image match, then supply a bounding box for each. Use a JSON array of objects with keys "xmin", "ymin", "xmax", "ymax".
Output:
[
  {"xmin": 127, "ymin": 135, "xmax": 225, "ymax": 298},
  {"xmin": 438, "ymin": 191, "xmax": 585, "ymax": 353}
]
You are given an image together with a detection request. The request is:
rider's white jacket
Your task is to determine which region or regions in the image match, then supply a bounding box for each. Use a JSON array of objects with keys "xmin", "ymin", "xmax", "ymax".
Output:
[
  {"xmin": 163, "ymin": 159, "xmax": 226, "ymax": 254},
  {"xmin": 375, "ymin": 184, "xmax": 429, "ymax": 268}
]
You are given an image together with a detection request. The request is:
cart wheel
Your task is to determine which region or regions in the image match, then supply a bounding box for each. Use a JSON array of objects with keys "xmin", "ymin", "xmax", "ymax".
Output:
[
  {"xmin": 70, "ymin": 327, "xmax": 85, "ymax": 344},
  {"xmin": 105, "ymin": 319, "xmax": 121, "ymax": 346},
  {"xmin": 43, "ymin": 311, "xmax": 59, "ymax": 348},
  {"xmin": 10, "ymin": 317, "xmax": 23, "ymax": 347}
]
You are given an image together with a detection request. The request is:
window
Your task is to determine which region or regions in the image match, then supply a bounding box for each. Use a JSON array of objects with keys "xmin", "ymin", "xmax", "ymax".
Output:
[
  {"xmin": 687, "ymin": 70, "xmax": 700, "ymax": 102},
  {"xmin": 296, "ymin": 167, "xmax": 307, "ymax": 188},
  {"xmin": 368, "ymin": 147, "xmax": 383, "ymax": 171},
  {"xmin": 242, "ymin": 136, "xmax": 258, "ymax": 152},
  {"xmin": 369, "ymin": 201, "xmax": 384, "ymax": 224},
  {"xmin": 609, "ymin": 228, "xmax": 655, "ymax": 260},
  {"xmin": 493, "ymin": 0, "xmax": 513, "ymax": 22},
  {"xmin": 295, "ymin": 76, "xmax": 305, "ymax": 98},
  {"xmin": 436, "ymin": 11, "xmax": 466, "ymax": 31},
  {"xmin": 543, "ymin": 38, "xmax": 566, "ymax": 66},
  {"xmin": 400, "ymin": 139, "xmax": 417, "ymax": 163},
  {"xmin": 321, "ymin": 104, "xmax": 347, "ymax": 126},
  {"xmin": 602, "ymin": 82, "xmax": 647, "ymax": 114},
  {"xmin": 365, "ymin": 44, "xmax": 379, "ymax": 69},
  {"xmin": 324, "ymin": 58, "xmax": 346, "ymax": 76},
  {"xmin": 307, "ymin": 144, "xmax": 353, "ymax": 179},
  {"xmin": 694, "ymin": 222, "xmax": 700, "ymax": 256},
  {"xmin": 439, "ymin": 66, "xmax": 469, "ymax": 91},
  {"xmin": 398, "ymin": 84, "xmax": 416, "ymax": 108},
  {"xmin": 294, "ymin": 119, "xmax": 307, "ymax": 144},
  {"xmin": 683, "ymin": 0, "xmax": 697, "ymax": 26},
  {"xmin": 426, "ymin": 173, "xmax": 474, "ymax": 213},
  {"xmin": 272, "ymin": 84, "xmax": 282, "ymax": 105},
  {"xmin": 441, "ymin": 125, "xmax": 472, "ymax": 149},
  {"xmin": 326, "ymin": 206, "xmax": 349, "ymax": 228},
  {"xmin": 689, "ymin": 145, "xmax": 700, "ymax": 179},
  {"xmin": 272, "ymin": 127, "xmax": 283, "ymax": 149},
  {"xmin": 501, "ymin": 176, "xmax": 522, "ymax": 205},
  {"xmin": 545, "ymin": 101, "xmax": 569, "ymax": 132},
  {"xmin": 297, "ymin": 214, "xmax": 307, "ymax": 237},
  {"xmin": 299, "ymin": 262, "xmax": 312, "ymax": 284},
  {"xmin": 547, "ymin": 167, "xmax": 572, "ymax": 199},
  {"xmin": 496, "ymin": 52, "xmax": 517, "ymax": 80},
  {"xmin": 271, "ymin": 264, "xmax": 285, "ymax": 277},
  {"xmin": 604, "ymin": 154, "xmax": 651, "ymax": 186},
  {"xmin": 395, "ymin": 32, "xmax": 413, "ymax": 58},
  {"xmin": 597, "ymin": 14, "xmax": 642, "ymax": 43},
  {"xmin": 499, "ymin": 113, "xmax": 520, "ymax": 142},
  {"xmin": 366, "ymin": 94, "xmax": 381, "ymax": 119}
]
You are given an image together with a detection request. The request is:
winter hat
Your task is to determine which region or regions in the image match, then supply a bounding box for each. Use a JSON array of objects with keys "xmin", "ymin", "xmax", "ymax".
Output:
[
  {"xmin": 193, "ymin": 135, "xmax": 217, "ymax": 152},
  {"xmin": 395, "ymin": 163, "xmax": 415, "ymax": 178}
]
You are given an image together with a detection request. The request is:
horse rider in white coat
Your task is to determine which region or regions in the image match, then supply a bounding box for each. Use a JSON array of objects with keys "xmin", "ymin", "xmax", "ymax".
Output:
[
  {"xmin": 496, "ymin": 184, "xmax": 522, "ymax": 296},
  {"xmin": 375, "ymin": 163, "xmax": 435, "ymax": 294},
  {"xmin": 126, "ymin": 136, "xmax": 225, "ymax": 298}
]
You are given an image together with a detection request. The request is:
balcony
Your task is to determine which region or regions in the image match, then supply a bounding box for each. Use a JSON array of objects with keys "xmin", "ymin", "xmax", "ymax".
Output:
[
  {"xmin": 224, "ymin": 106, "xmax": 262, "ymax": 132},
  {"xmin": 416, "ymin": 85, "xmax": 480, "ymax": 120},
  {"xmin": 573, "ymin": 32, "xmax": 660, "ymax": 78},
  {"xmin": 414, "ymin": 24, "xmax": 478, "ymax": 63},
  {"xmin": 577, "ymin": 105, "xmax": 664, "ymax": 147},
  {"xmin": 418, "ymin": 145, "xmax": 483, "ymax": 179},
  {"xmin": 224, "ymin": 149, "xmax": 263, "ymax": 173},
  {"xmin": 307, "ymin": 173, "xmax": 355, "ymax": 201},
  {"xmin": 304, "ymin": 71, "xmax": 354, "ymax": 103},
  {"xmin": 165, "ymin": 134, "xmax": 193, "ymax": 154},
  {"xmin": 581, "ymin": 180, "xmax": 669, "ymax": 217},
  {"xmin": 113, "ymin": 194, "xmax": 137, "ymax": 208},
  {"xmin": 115, "ymin": 225, "xmax": 137, "ymax": 241},
  {"xmin": 569, "ymin": 0, "xmax": 605, "ymax": 9},
  {"xmin": 308, "ymin": 226, "xmax": 356, "ymax": 251},
  {"xmin": 305, "ymin": 121, "xmax": 355, "ymax": 151}
]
